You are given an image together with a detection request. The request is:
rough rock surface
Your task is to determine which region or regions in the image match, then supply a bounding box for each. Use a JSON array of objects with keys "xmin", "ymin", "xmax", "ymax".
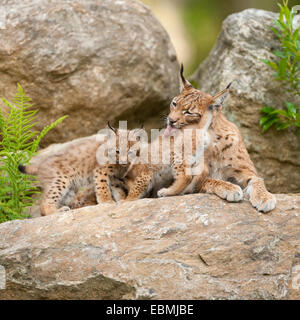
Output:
[
  {"xmin": 0, "ymin": 0, "xmax": 179, "ymax": 146},
  {"xmin": 0, "ymin": 193, "xmax": 299, "ymax": 300},
  {"xmin": 193, "ymin": 9, "xmax": 300, "ymax": 193}
]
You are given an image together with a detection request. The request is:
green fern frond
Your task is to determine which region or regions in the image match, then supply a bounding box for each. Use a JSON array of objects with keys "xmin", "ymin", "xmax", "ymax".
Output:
[
  {"xmin": 0, "ymin": 83, "xmax": 67, "ymax": 222},
  {"xmin": 30, "ymin": 115, "xmax": 68, "ymax": 154}
]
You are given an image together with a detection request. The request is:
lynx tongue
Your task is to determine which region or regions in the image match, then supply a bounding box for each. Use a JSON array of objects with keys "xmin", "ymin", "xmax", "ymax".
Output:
[{"xmin": 163, "ymin": 125, "xmax": 177, "ymax": 137}]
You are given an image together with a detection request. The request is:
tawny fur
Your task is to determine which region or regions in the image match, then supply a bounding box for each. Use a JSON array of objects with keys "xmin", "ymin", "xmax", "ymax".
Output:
[
  {"xmin": 120, "ymin": 105, "xmax": 217, "ymax": 201},
  {"xmin": 19, "ymin": 132, "xmax": 129, "ymax": 215},
  {"xmin": 164, "ymin": 67, "xmax": 276, "ymax": 212},
  {"xmin": 20, "ymin": 67, "xmax": 276, "ymax": 214}
]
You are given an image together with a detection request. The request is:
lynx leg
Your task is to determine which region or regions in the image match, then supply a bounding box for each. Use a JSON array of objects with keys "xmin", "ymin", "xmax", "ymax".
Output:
[
  {"xmin": 157, "ymin": 166, "xmax": 193, "ymax": 197},
  {"xmin": 226, "ymin": 167, "xmax": 276, "ymax": 213},
  {"xmin": 93, "ymin": 167, "xmax": 115, "ymax": 203},
  {"xmin": 182, "ymin": 165, "xmax": 209, "ymax": 195},
  {"xmin": 244, "ymin": 177, "xmax": 276, "ymax": 213},
  {"xmin": 40, "ymin": 198, "xmax": 60, "ymax": 216},
  {"xmin": 200, "ymin": 178, "xmax": 243, "ymax": 202},
  {"xmin": 40, "ymin": 178, "xmax": 71, "ymax": 215},
  {"xmin": 110, "ymin": 176, "xmax": 128, "ymax": 202},
  {"xmin": 125, "ymin": 174, "xmax": 152, "ymax": 201},
  {"xmin": 71, "ymin": 185, "xmax": 96, "ymax": 209}
]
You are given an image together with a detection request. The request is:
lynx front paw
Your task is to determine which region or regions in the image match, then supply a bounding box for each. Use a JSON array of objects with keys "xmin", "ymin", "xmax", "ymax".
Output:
[
  {"xmin": 157, "ymin": 188, "xmax": 169, "ymax": 198},
  {"xmin": 101, "ymin": 199, "xmax": 115, "ymax": 204},
  {"xmin": 116, "ymin": 199, "xmax": 126, "ymax": 204},
  {"xmin": 218, "ymin": 184, "xmax": 243, "ymax": 202},
  {"xmin": 245, "ymin": 178, "xmax": 276, "ymax": 213},
  {"xmin": 59, "ymin": 206, "xmax": 71, "ymax": 212},
  {"xmin": 249, "ymin": 191, "xmax": 276, "ymax": 213}
]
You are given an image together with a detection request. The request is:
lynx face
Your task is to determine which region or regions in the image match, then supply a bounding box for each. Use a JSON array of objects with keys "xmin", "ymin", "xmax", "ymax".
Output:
[
  {"xmin": 164, "ymin": 65, "xmax": 230, "ymax": 137},
  {"xmin": 105, "ymin": 124, "xmax": 143, "ymax": 165},
  {"xmin": 166, "ymin": 90, "xmax": 213, "ymax": 135}
]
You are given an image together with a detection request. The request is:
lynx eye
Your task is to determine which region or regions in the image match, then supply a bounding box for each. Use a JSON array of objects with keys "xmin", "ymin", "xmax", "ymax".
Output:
[
  {"xmin": 183, "ymin": 110, "xmax": 192, "ymax": 115},
  {"xmin": 171, "ymin": 99, "xmax": 177, "ymax": 108}
]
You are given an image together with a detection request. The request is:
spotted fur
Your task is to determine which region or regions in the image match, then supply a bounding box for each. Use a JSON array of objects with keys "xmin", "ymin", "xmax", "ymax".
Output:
[
  {"xmin": 164, "ymin": 65, "xmax": 276, "ymax": 212},
  {"xmin": 18, "ymin": 129, "xmax": 132, "ymax": 215},
  {"xmin": 121, "ymin": 104, "xmax": 218, "ymax": 201}
]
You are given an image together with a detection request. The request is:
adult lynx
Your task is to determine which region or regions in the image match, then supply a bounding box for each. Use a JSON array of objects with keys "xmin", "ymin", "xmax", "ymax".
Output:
[{"xmin": 163, "ymin": 65, "xmax": 276, "ymax": 212}]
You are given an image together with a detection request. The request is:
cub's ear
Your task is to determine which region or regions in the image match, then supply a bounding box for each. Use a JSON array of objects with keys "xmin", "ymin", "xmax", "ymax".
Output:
[
  {"xmin": 179, "ymin": 64, "xmax": 193, "ymax": 92},
  {"xmin": 107, "ymin": 121, "xmax": 117, "ymax": 134}
]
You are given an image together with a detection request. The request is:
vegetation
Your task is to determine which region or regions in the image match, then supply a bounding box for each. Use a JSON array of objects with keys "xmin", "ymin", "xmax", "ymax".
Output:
[
  {"xmin": 0, "ymin": 84, "xmax": 67, "ymax": 223},
  {"xmin": 260, "ymin": 0, "xmax": 300, "ymax": 137}
]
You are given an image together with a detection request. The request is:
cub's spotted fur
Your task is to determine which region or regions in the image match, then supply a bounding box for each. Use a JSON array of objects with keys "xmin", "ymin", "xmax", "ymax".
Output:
[{"xmin": 18, "ymin": 128, "xmax": 137, "ymax": 215}]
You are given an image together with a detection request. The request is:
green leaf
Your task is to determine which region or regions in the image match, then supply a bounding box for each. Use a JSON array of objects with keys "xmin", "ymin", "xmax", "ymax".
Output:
[
  {"xmin": 262, "ymin": 117, "xmax": 279, "ymax": 132},
  {"xmin": 273, "ymin": 19, "xmax": 286, "ymax": 32},
  {"xmin": 259, "ymin": 116, "xmax": 271, "ymax": 126},
  {"xmin": 261, "ymin": 59, "xmax": 278, "ymax": 70},
  {"xmin": 271, "ymin": 26, "xmax": 282, "ymax": 38},
  {"xmin": 272, "ymin": 109, "xmax": 289, "ymax": 117},
  {"xmin": 278, "ymin": 59, "xmax": 287, "ymax": 78},
  {"xmin": 286, "ymin": 102, "xmax": 297, "ymax": 118},
  {"xmin": 273, "ymin": 50, "xmax": 286, "ymax": 58},
  {"xmin": 292, "ymin": 27, "xmax": 300, "ymax": 42},
  {"xmin": 261, "ymin": 106, "xmax": 276, "ymax": 113},
  {"xmin": 30, "ymin": 115, "xmax": 68, "ymax": 154},
  {"xmin": 276, "ymin": 122, "xmax": 290, "ymax": 130}
]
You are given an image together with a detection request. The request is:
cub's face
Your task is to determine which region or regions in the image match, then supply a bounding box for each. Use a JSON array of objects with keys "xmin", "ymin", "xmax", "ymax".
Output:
[{"xmin": 106, "ymin": 128, "xmax": 142, "ymax": 165}]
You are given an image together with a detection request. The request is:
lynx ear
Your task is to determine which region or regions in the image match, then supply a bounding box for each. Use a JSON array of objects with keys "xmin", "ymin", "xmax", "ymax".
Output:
[
  {"xmin": 209, "ymin": 82, "xmax": 232, "ymax": 112},
  {"xmin": 212, "ymin": 82, "xmax": 232, "ymax": 105},
  {"xmin": 107, "ymin": 121, "xmax": 117, "ymax": 133},
  {"xmin": 179, "ymin": 64, "xmax": 193, "ymax": 92}
]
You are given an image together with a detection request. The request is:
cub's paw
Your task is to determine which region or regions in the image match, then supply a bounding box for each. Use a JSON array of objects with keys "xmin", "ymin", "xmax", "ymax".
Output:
[
  {"xmin": 96, "ymin": 196, "xmax": 115, "ymax": 204},
  {"xmin": 59, "ymin": 206, "xmax": 71, "ymax": 212},
  {"xmin": 218, "ymin": 183, "xmax": 243, "ymax": 202},
  {"xmin": 157, "ymin": 188, "xmax": 169, "ymax": 198},
  {"xmin": 101, "ymin": 200, "xmax": 115, "ymax": 204}
]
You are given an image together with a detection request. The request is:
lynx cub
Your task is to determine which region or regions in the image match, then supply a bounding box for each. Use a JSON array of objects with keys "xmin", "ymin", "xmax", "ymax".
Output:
[{"xmin": 18, "ymin": 127, "xmax": 139, "ymax": 215}]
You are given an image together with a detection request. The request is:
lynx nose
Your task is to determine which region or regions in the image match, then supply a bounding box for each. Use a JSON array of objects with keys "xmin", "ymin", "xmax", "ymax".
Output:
[{"xmin": 168, "ymin": 117, "xmax": 176, "ymax": 126}]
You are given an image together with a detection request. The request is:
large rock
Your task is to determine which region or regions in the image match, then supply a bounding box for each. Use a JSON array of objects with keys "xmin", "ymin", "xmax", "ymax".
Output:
[
  {"xmin": 0, "ymin": 194, "xmax": 299, "ymax": 300},
  {"xmin": 192, "ymin": 9, "xmax": 300, "ymax": 193},
  {"xmin": 0, "ymin": 0, "xmax": 179, "ymax": 146}
]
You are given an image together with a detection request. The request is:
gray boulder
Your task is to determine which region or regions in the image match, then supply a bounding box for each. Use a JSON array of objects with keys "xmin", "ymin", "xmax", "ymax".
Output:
[{"xmin": 0, "ymin": 0, "xmax": 179, "ymax": 146}]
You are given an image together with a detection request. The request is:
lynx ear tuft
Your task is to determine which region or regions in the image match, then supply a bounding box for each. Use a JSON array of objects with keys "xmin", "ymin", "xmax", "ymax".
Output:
[
  {"xmin": 107, "ymin": 121, "xmax": 117, "ymax": 133},
  {"xmin": 212, "ymin": 82, "xmax": 232, "ymax": 105},
  {"xmin": 180, "ymin": 64, "xmax": 185, "ymax": 83},
  {"xmin": 226, "ymin": 82, "xmax": 232, "ymax": 89},
  {"xmin": 179, "ymin": 63, "xmax": 193, "ymax": 91}
]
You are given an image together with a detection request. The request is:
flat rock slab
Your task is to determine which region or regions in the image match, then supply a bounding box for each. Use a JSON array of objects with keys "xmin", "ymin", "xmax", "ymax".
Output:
[{"xmin": 0, "ymin": 194, "xmax": 299, "ymax": 299}]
